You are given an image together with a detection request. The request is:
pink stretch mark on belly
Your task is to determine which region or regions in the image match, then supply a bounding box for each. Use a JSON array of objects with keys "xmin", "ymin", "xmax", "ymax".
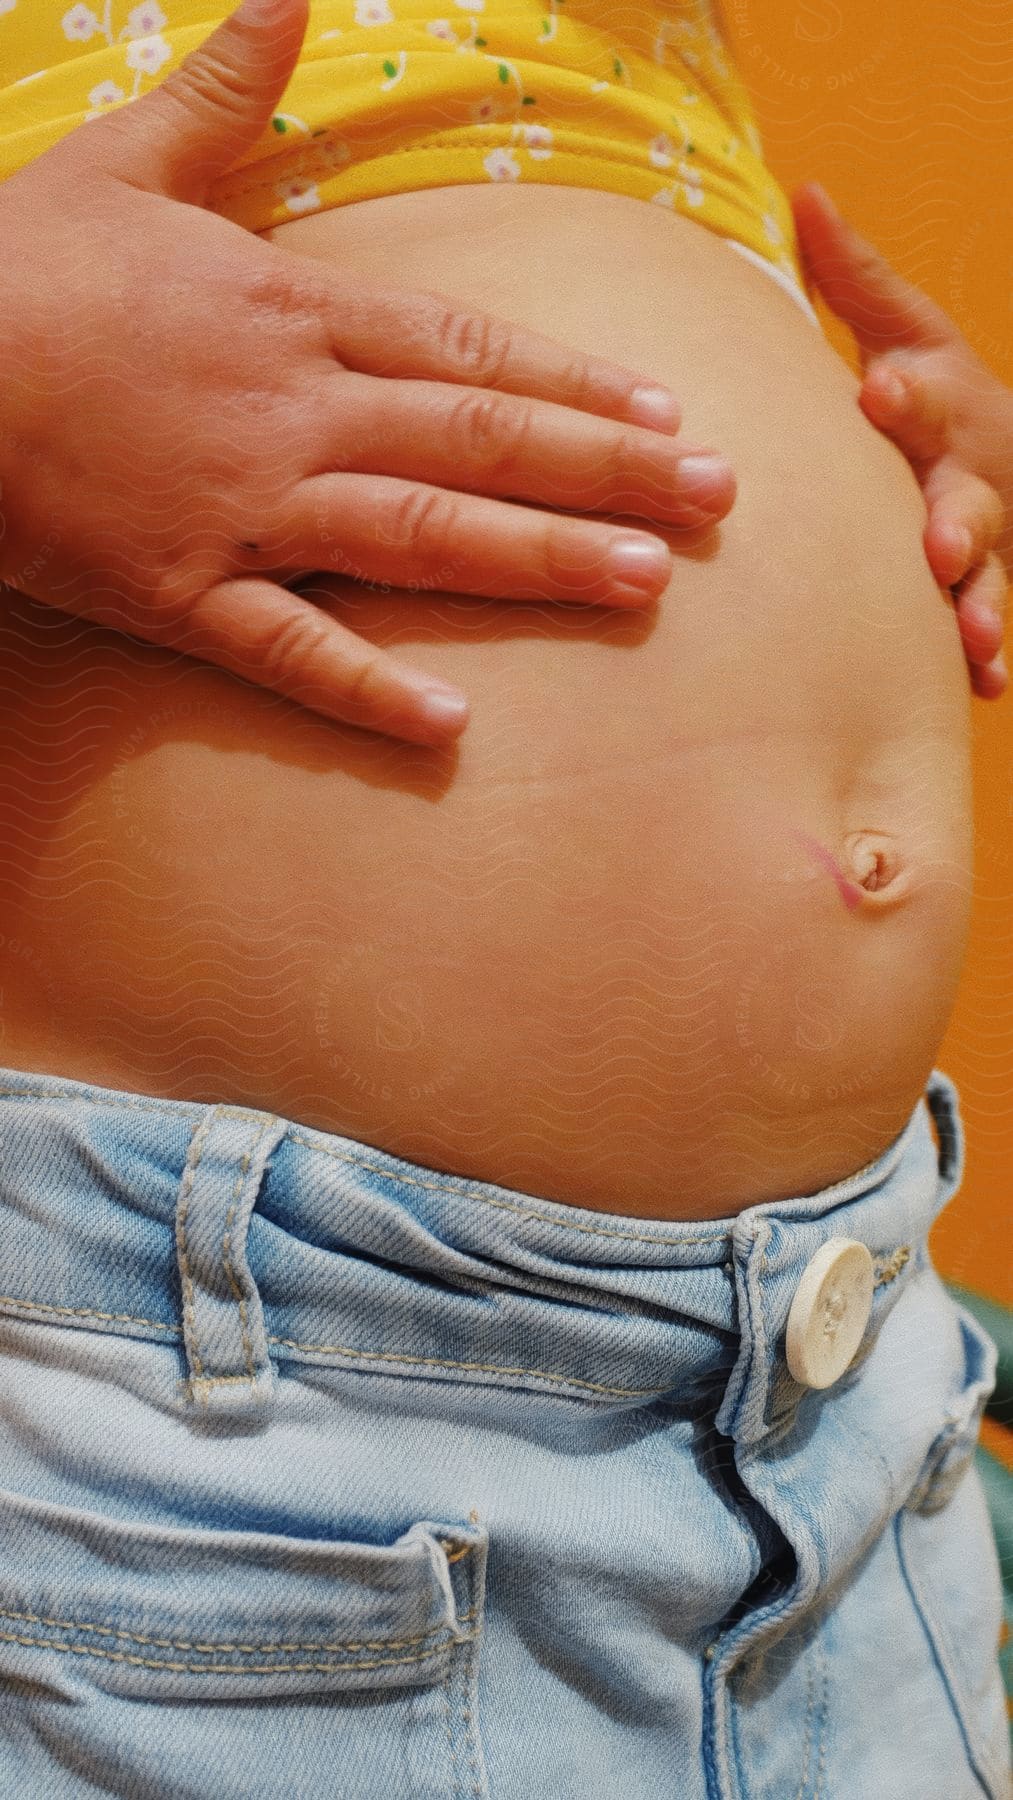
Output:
[{"xmin": 790, "ymin": 829, "xmax": 864, "ymax": 912}]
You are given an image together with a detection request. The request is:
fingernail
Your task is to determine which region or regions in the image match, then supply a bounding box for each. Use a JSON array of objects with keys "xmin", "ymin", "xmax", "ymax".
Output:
[
  {"xmin": 417, "ymin": 683, "xmax": 469, "ymax": 735},
  {"xmin": 952, "ymin": 527, "xmax": 973, "ymax": 570},
  {"xmin": 875, "ymin": 370, "xmax": 907, "ymax": 410},
  {"xmin": 236, "ymin": 0, "xmax": 285, "ymax": 19},
  {"xmin": 808, "ymin": 182, "xmax": 839, "ymax": 220},
  {"xmin": 628, "ymin": 384, "xmax": 680, "ymax": 431},
  {"xmin": 678, "ymin": 453, "xmax": 732, "ymax": 505},
  {"xmin": 607, "ymin": 532, "xmax": 672, "ymax": 595}
]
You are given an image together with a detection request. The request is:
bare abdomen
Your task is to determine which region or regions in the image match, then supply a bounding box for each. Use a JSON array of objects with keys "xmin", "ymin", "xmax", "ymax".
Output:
[{"xmin": 0, "ymin": 185, "xmax": 972, "ymax": 1217}]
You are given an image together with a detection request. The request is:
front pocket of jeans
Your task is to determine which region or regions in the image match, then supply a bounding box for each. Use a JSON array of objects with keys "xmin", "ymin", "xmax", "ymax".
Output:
[
  {"xmin": 897, "ymin": 1301, "xmax": 1009, "ymax": 1798},
  {"xmin": 0, "ymin": 1483, "xmax": 487, "ymax": 1705},
  {"xmin": 904, "ymin": 1301, "xmax": 998, "ymax": 1515}
]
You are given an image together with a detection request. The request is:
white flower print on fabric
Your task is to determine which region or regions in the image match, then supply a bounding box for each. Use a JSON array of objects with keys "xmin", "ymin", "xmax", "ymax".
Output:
[
  {"xmin": 62, "ymin": 4, "xmax": 99, "ymax": 39},
  {"xmin": 470, "ymin": 94, "xmax": 500, "ymax": 124},
  {"xmin": 89, "ymin": 79, "xmax": 125, "ymax": 105},
  {"xmin": 85, "ymin": 78, "xmax": 126, "ymax": 119},
  {"xmin": 355, "ymin": 0, "xmax": 393, "ymax": 23},
  {"xmin": 509, "ymin": 122, "xmax": 551, "ymax": 158},
  {"xmin": 483, "ymin": 147, "xmax": 519, "ymax": 180},
  {"xmin": 454, "ymin": 0, "xmax": 485, "ymax": 11},
  {"xmin": 679, "ymin": 159, "xmax": 704, "ymax": 205},
  {"xmin": 124, "ymin": 2, "xmax": 166, "ymax": 34},
  {"xmin": 276, "ymin": 177, "xmax": 322, "ymax": 214},
  {"xmin": 649, "ymin": 133, "xmax": 674, "ymax": 169},
  {"xmin": 0, "ymin": 0, "xmax": 18, "ymax": 16},
  {"xmin": 125, "ymin": 33, "xmax": 172, "ymax": 76},
  {"xmin": 427, "ymin": 19, "xmax": 456, "ymax": 40},
  {"xmin": 519, "ymin": 124, "xmax": 552, "ymax": 159},
  {"xmin": 651, "ymin": 187, "xmax": 675, "ymax": 207},
  {"xmin": 63, "ymin": 3, "xmax": 179, "ymax": 101}
]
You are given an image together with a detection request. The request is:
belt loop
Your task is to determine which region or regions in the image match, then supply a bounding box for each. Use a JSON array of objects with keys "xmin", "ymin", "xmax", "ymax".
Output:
[{"xmin": 174, "ymin": 1105, "xmax": 289, "ymax": 1420}]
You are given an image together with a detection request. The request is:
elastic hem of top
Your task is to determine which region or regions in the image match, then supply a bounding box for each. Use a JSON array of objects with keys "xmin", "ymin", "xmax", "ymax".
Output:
[{"xmin": 207, "ymin": 146, "xmax": 806, "ymax": 293}]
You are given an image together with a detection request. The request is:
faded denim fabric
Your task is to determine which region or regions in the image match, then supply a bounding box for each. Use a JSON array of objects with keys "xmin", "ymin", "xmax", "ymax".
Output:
[{"xmin": 0, "ymin": 1064, "xmax": 1007, "ymax": 1799}]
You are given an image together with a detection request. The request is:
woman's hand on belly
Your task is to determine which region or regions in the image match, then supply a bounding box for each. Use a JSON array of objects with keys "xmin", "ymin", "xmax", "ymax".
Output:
[
  {"xmin": 793, "ymin": 181, "xmax": 1009, "ymax": 700},
  {"xmin": 0, "ymin": 0, "xmax": 734, "ymax": 754}
]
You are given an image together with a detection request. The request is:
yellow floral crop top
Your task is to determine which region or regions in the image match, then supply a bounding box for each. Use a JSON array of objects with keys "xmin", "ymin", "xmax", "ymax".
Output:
[{"xmin": 0, "ymin": 0, "xmax": 808, "ymax": 294}]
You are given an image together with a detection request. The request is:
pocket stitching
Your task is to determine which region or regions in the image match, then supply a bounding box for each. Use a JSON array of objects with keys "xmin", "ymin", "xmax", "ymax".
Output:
[{"xmin": 0, "ymin": 1594, "xmax": 480, "ymax": 1658}]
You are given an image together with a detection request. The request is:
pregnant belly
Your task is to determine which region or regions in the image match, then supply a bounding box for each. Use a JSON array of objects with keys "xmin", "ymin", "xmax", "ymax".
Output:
[{"xmin": 0, "ymin": 185, "xmax": 972, "ymax": 1218}]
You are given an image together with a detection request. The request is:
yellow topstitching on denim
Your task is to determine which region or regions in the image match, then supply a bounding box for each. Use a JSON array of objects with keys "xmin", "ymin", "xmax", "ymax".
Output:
[
  {"xmin": 0, "ymin": 1295, "xmax": 181, "ymax": 1332},
  {"xmin": 0, "ymin": 1628, "xmax": 477, "ymax": 1677},
  {"xmin": 263, "ymin": 1335, "xmax": 668, "ymax": 1396},
  {"xmin": 284, "ymin": 1129, "xmax": 732, "ymax": 1247},
  {"xmin": 0, "ymin": 1601, "xmax": 477, "ymax": 1658}
]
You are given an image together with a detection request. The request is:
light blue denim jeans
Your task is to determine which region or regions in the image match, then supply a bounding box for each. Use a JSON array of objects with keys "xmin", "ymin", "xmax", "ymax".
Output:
[{"xmin": 0, "ymin": 1062, "xmax": 1007, "ymax": 1799}]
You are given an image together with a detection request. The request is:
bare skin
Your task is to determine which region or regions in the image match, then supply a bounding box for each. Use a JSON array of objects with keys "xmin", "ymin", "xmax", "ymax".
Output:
[
  {"xmin": 793, "ymin": 181, "xmax": 1010, "ymax": 699},
  {"xmin": 0, "ymin": 182, "xmax": 973, "ymax": 1218},
  {"xmin": 0, "ymin": 0, "xmax": 735, "ymax": 748}
]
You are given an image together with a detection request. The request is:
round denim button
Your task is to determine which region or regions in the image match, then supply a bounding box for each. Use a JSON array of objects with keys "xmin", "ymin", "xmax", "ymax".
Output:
[{"xmin": 785, "ymin": 1238, "xmax": 875, "ymax": 1389}]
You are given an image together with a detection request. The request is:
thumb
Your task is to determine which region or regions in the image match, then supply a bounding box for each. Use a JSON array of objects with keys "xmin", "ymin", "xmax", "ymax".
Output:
[
  {"xmin": 791, "ymin": 181, "xmax": 956, "ymax": 363},
  {"xmin": 81, "ymin": 0, "xmax": 310, "ymax": 200}
]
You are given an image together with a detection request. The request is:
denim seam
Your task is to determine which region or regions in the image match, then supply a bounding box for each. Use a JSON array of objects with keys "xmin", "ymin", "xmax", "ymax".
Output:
[
  {"xmin": 0, "ymin": 1091, "xmax": 728, "ymax": 1246},
  {"xmin": 812, "ymin": 1640, "xmax": 829, "ymax": 1800},
  {"xmin": 0, "ymin": 1300, "xmax": 666, "ymax": 1393},
  {"xmin": 264, "ymin": 1335, "xmax": 669, "ymax": 1396},
  {"xmin": 0, "ymin": 1297, "xmax": 181, "ymax": 1333},
  {"xmin": 0, "ymin": 1089, "xmax": 259, "ymax": 1122},
  {"xmin": 284, "ymin": 1131, "xmax": 731, "ymax": 1248},
  {"xmin": 0, "ymin": 1258, "xmax": 910, "ymax": 1343},
  {"xmin": 786, "ymin": 1638, "xmax": 828, "ymax": 1800},
  {"xmin": 0, "ymin": 1088, "xmax": 919, "ymax": 1249},
  {"xmin": 462, "ymin": 1547, "xmax": 487, "ymax": 1800},
  {"xmin": 0, "ymin": 1627, "xmax": 480, "ymax": 1677},
  {"xmin": 0, "ymin": 1601, "xmax": 479, "ymax": 1657},
  {"xmin": 873, "ymin": 1246, "xmax": 910, "ymax": 1287},
  {"xmin": 893, "ymin": 1509, "xmax": 999, "ymax": 1794}
]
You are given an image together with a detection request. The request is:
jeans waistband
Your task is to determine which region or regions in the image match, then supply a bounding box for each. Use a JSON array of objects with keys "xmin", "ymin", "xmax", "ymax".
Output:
[{"xmin": 0, "ymin": 1065, "xmax": 963, "ymax": 1444}]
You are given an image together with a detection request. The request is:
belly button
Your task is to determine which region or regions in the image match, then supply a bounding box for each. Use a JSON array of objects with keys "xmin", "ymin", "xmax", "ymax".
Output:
[
  {"xmin": 788, "ymin": 827, "xmax": 908, "ymax": 910},
  {"xmin": 844, "ymin": 831, "xmax": 906, "ymax": 900}
]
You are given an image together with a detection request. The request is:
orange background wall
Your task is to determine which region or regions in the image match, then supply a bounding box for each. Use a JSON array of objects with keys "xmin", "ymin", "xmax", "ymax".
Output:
[{"xmin": 724, "ymin": 0, "xmax": 1012, "ymax": 1311}]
